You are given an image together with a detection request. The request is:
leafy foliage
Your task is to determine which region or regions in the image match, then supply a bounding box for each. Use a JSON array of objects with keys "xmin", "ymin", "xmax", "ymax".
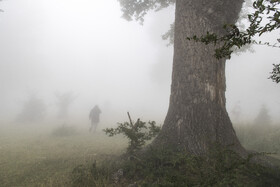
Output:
[
  {"xmin": 270, "ymin": 63, "xmax": 280, "ymax": 83},
  {"xmin": 118, "ymin": 0, "xmax": 175, "ymax": 23},
  {"xmin": 187, "ymin": 0, "xmax": 280, "ymax": 59},
  {"xmin": 118, "ymin": 0, "xmax": 175, "ymax": 44},
  {"xmin": 104, "ymin": 113, "xmax": 161, "ymax": 155},
  {"xmin": 162, "ymin": 22, "xmax": 175, "ymax": 46},
  {"xmin": 187, "ymin": 0, "xmax": 280, "ymax": 83}
]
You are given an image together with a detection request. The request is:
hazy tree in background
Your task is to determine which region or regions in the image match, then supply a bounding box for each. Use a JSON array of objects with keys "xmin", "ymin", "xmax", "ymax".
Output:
[
  {"xmin": 55, "ymin": 92, "xmax": 77, "ymax": 119},
  {"xmin": 231, "ymin": 101, "xmax": 242, "ymax": 123},
  {"xmin": 254, "ymin": 104, "xmax": 272, "ymax": 127},
  {"xmin": 16, "ymin": 95, "xmax": 46, "ymax": 123},
  {"xmin": 118, "ymin": 0, "xmax": 246, "ymax": 155}
]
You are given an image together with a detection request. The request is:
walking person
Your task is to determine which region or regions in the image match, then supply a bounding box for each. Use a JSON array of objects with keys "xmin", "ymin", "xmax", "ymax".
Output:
[{"xmin": 89, "ymin": 105, "xmax": 101, "ymax": 133}]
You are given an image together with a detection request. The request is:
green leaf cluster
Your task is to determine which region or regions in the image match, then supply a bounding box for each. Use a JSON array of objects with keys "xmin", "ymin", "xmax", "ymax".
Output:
[
  {"xmin": 270, "ymin": 63, "xmax": 280, "ymax": 83},
  {"xmin": 188, "ymin": 0, "xmax": 280, "ymax": 83},
  {"xmin": 188, "ymin": 0, "xmax": 279, "ymax": 59},
  {"xmin": 118, "ymin": 0, "xmax": 175, "ymax": 23}
]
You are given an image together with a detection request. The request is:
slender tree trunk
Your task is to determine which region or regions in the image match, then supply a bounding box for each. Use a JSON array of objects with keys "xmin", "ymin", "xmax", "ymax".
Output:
[{"xmin": 152, "ymin": 0, "xmax": 246, "ymax": 155}]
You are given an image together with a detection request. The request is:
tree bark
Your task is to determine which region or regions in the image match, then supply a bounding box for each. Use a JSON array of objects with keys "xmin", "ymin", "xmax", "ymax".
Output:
[{"xmin": 152, "ymin": 0, "xmax": 246, "ymax": 155}]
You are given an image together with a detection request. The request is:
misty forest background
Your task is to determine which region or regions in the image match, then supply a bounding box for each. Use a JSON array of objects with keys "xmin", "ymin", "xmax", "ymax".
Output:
[{"xmin": 0, "ymin": 0, "xmax": 280, "ymax": 186}]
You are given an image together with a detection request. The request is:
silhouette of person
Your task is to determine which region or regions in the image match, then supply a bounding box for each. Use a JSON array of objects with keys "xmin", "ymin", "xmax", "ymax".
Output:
[{"xmin": 89, "ymin": 105, "xmax": 101, "ymax": 132}]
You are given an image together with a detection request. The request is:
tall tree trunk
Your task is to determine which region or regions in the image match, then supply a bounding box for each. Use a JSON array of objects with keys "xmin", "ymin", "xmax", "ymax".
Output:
[{"xmin": 152, "ymin": 0, "xmax": 246, "ymax": 155}]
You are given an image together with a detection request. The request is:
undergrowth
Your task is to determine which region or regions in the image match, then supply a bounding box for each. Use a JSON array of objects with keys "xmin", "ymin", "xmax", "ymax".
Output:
[
  {"xmin": 71, "ymin": 146, "xmax": 280, "ymax": 186},
  {"xmin": 71, "ymin": 114, "xmax": 280, "ymax": 186}
]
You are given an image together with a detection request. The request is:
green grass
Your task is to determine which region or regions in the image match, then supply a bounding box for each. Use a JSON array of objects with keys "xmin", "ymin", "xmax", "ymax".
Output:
[
  {"xmin": 0, "ymin": 124, "xmax": 127, "ymax": 187},
  {"xmin": 1, "ymin": 123, "xmax": 280, "ymax": 186},
  {"xmin": 69, "ymin": 145, "xmax": 280, "ymax": 186}
]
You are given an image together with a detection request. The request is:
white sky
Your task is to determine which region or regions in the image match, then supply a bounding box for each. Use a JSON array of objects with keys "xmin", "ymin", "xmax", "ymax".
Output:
[{"xmin": 0, "ymin": 0, "xmax": 279, "ymax": 126}]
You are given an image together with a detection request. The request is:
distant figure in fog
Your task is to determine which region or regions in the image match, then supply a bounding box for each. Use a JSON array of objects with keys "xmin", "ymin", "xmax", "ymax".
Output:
[{"xmin": 89, "ymin": 105, "xmax": 101, "ymax": 132}]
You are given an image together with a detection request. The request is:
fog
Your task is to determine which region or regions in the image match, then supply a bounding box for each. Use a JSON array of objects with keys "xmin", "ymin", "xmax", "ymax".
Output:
[{"xmin": 0, "ymin": 0, "xmax": 279, "ymax": 129}]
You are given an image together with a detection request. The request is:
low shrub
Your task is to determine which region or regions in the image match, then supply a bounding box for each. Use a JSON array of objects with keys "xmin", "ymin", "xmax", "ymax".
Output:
[{"xmin": 103, "ymin": 112, "xmax": 161, "ymax": 156}]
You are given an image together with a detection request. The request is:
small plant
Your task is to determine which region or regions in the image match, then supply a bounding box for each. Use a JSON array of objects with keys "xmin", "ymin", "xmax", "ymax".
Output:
[{"xmin": 104, "ymin": 112, "xmax": 161, "ymax": 155}]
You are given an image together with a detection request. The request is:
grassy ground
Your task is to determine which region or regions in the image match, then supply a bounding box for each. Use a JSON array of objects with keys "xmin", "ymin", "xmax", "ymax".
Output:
[
  {"xmin": 234, "ymin": 123, "xmax": 280, "ymax": 153},
  {"xmin": 1, "ymin": 123, "xmax": 280, "ymax": 186},
  {"xmin": 0, "ymin": 124, "xmax": 127, "ymax": 187}
]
